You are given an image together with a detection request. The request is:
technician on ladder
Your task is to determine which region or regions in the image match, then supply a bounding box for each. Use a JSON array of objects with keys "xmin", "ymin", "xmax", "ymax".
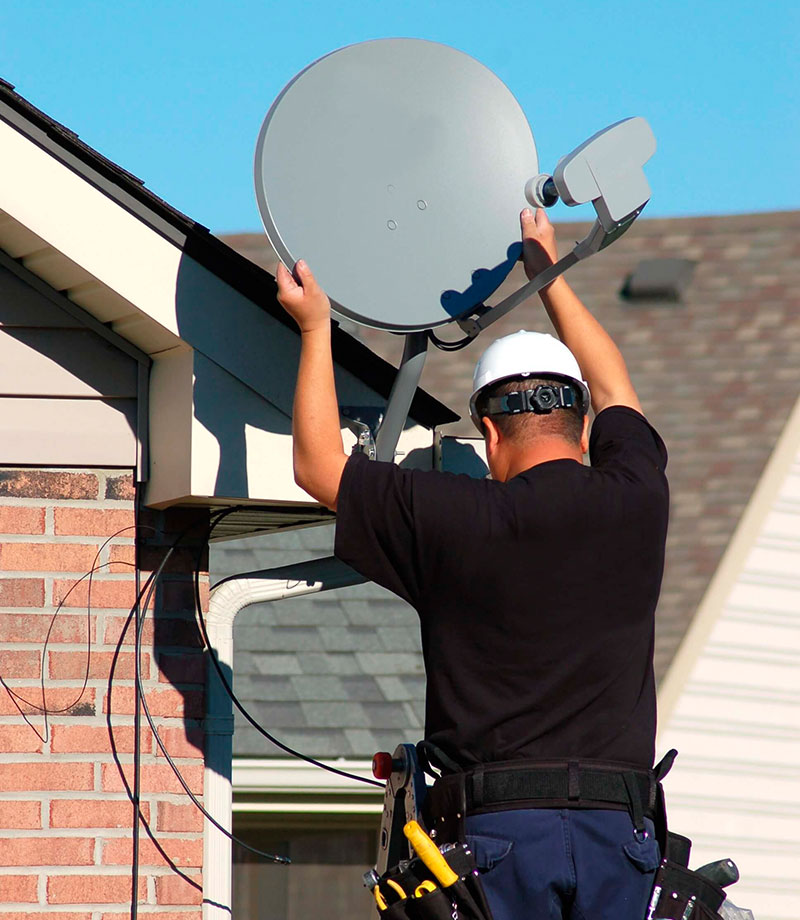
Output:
[{"xmin": 275, "ymin": 206, "xmax": 670, "ymax": 920}]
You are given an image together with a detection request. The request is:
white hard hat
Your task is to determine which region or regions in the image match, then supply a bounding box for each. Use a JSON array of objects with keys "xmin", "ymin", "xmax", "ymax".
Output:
[{"xmin": 469, "ymin": 330, "xmax": 590, "ymax": 429}]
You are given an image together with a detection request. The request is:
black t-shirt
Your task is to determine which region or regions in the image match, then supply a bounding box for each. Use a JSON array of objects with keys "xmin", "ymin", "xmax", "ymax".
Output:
[{"xmin": 334, "ymin": 406, "xmax": 668, "ymax": 770}]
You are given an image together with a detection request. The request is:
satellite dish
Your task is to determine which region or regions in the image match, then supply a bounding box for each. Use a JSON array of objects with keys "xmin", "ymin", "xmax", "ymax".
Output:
[
  {"xmin": 254, "ymin": 38, "xmax": 538, "ymax": 332},
  {"xmin": 255, "ymin": 39, "xmax": 655, "ymax": 460}
]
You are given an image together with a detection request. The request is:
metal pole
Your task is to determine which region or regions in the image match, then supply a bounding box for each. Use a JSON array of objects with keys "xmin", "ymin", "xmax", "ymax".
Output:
[{"xmin": 375, "ymin": 331, "xmax": 429, "ymax": 463}]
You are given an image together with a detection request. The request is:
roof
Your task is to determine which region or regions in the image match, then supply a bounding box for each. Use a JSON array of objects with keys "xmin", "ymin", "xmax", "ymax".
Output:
[
  {"xmin": 211, "ymin": 525, "xmax": 424, "ymax": 758},
  {"xmin": 217, "ymin": 208, "xmax": 800, "ymax": 758},
  {"xmin": 0, "ymin": 78, "xmax": 456, "ymax": 431}
]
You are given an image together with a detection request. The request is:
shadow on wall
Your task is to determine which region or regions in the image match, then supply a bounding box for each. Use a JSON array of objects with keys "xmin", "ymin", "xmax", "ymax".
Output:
[{"xmin": 174, "ymin": 249, "xmax": 292, "ymax": 498}]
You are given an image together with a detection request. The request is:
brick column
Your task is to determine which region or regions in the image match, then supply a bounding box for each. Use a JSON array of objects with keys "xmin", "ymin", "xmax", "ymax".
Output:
[{"xmin": 0, "ymin": 469, "xmax": 209, "ymax": 920}]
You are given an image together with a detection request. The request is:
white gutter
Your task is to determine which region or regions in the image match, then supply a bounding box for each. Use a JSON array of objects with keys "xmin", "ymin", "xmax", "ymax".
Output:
[{"xmin": 202, "ymin": 557, "xmax": 367, "ymax": 920}]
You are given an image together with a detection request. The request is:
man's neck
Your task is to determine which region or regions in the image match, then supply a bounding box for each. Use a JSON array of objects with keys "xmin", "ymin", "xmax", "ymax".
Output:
[{"xmin": 503, "ymin": 439, "xmax": 584, "ymax": 481}]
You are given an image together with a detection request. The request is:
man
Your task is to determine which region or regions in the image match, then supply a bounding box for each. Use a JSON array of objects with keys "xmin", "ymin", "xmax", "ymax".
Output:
[{"xmin": 276, "ymin": 208, "xmax": 669, "ymax": 920}]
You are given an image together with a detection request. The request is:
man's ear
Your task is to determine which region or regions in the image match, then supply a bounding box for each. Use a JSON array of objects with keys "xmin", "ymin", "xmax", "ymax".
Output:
[
  {"xmin": 483, "ymin": 416, "xmax": 502, "ymax": 454},
  {"xmin": 580, "ymin": 414, "xmax": 590, "ymax": 455}
]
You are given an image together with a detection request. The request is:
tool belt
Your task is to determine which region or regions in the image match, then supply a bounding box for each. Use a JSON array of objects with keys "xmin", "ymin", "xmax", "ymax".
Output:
[
  {"xmin": 369, "ymin": 822, "xmax": 495, "ymax": 920},
  {"xmin": 423, "ymin": 755, "xmax": 671, "ymax": 849}
]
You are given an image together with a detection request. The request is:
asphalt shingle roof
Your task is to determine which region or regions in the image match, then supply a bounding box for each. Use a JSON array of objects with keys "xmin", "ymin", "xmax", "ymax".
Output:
[
  {"xmin": 217, "ymin": 209, "xmax": 800, "ymax": 758},
  {"xmin": 211, "ymin": 525, "xmax": 424, "ymax": 758}
]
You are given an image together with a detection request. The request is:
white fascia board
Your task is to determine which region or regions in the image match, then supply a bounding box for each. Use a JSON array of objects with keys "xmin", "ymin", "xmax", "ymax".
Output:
[
  {"xmin": 0, "ymin": 118, "xmax": 183, "ymax": 339},
  {"xmin": 233, "ymin": 758, "xmax": 380, "ymax": 796},
  {"xmin": 232, "ymin": 757, "xmax": 384, "ymax": 814}
]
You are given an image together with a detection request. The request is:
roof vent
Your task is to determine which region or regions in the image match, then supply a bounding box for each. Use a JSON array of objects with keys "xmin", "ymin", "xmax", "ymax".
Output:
[{"xmin": 621, "ymin": 258, "xmax": 696, "ymax": 303}]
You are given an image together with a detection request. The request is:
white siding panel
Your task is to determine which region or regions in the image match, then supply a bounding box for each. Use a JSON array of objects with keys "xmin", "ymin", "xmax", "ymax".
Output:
[
  {"xmin": 0, "ymin": 397, "xmax": 137, "ymax": 466},
  {"xmin": 0, "ymin": 329, "xmax": 138, "ymax": 397},
  {"xmin": 658, "ymin": 419, "xmax": 800, "ymax": 919}
]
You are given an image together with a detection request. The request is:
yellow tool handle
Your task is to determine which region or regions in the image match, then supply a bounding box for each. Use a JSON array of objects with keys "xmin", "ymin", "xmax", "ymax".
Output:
[
  {"xmin": 414, "ymin": 880, "xmax": 438, "ymax": 898},
  {"xmin": 372, "ymin": 886, "xmax": 387, "ymax": 911},
  {"xmin": 385, "ymin": 879, "xmax": 407, "ymax": 900},
  {"xmin": 403, "ymin": 820, "xmax": 459, "ymax": 887}
]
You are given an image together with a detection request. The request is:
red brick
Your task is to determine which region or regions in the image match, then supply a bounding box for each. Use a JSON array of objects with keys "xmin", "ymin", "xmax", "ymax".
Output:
[
  {"xmin": 0, "ymin": 612, "xmax": 94, "ymax": 644},
  {"xmin": 0, "ymin": 800, "xmax": 42, "ymax": 829},
  {"xmin": 138, "ymin": 544, "xmax": 203, "ymax": 576},
  {"xmin": 0, "ymin": 686, "xmax": 95, "ymax": 717},
  {"xmin": 0, "ymin": 470, "xmax": 98, "ymax": 500},
  {"xmin": 158, "ymin": 652, "xmax": 204, "ymax": 684},
  {"xmin": 156, "ymin": 801, "xmax": 204, "ymax": 833},
  {"xmin": 0, "ymin": 577, "xmax": 45, "ymax": 607},
  {"xmin": 155, "ymin": 726, "xmax": 203, "ymax": 759},
  {"xmin": 50, "ymin": 723, "xmax": 152, "ymax": 755},
  {"xmin": 108, "ymin": 543, "xmax": 136, "ymax": 573},
  {"xmin": 48, "ymin": 875, "xmax": 145, "ymax": 904},
  {"xmin": 0, "ymin": 543, "xmax": 100, "ymax": 572},
  {"xmin": 0, "ymin": 761, "xmax": 93, "ymax": 791},
  {"xmin": 48, "ymin": 650, "xmax": 147, "ymax": 681},
  {"xmin": 102, "ymin": 762, "xmax": 204, "ymax": 795},
  {"xmin": 104, "ymin": 686, "xmax": 203, "ymax": 720},
  {"xmin": 105, "ymin": 474, "xmax": 135, "ymax": 501},
  {"xmin": 54, "ymin": 508, "xmax": 135, "ymax": 537},
  {"xmin": 0, "ymin": 506, "xmax": 46, "ymax": 534},
  {"xmin": 52, "ymin": 578, "xmax": 142, "ymax": 610},
  {"xmin": 103, "ymin": 915, "xmax": 201, "ymax": 920},
  {"xmin": 0, "ymin": 649, "xmax": 41, "ymax": 678},
  {"xmin": 0, "ymin": 874, "xmax": 39, "ymax": 902},
  {"xmin": 103, "ymin": 913, "xmax": 201, "ymax": 920},
  {"xmin": 102, "ymin": 836, "xmax": 202, "ymax": 868},
  {"xmin": 160, "ymin": 579, "xmax": 208, "ymax": 613},
  {"xmin": 155, "ymin": 873, "xmax": 203, "ymax": 905},
  {"xmin": 5, "ymin": 915, "xmax": 90, "ymax": 920},
  {"xmin": 103, "ymin": 615, "xmax": 200, "ymax": 649},
  {"xmin": 50, "ymin": 799, "xmax": 149, "ymax": 828},
  {"xmin": 0, "ymin": 836, "xmax": 93, "ymax": 866},
  {"xmin": 0, "ymin": 723, "xmax": 45, "ymax": 753}
]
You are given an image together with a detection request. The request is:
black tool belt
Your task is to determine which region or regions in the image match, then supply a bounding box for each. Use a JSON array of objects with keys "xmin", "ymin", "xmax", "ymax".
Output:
[{"xmin": 425, "ymin": 759, "xmax": 658, "ymax": 844}]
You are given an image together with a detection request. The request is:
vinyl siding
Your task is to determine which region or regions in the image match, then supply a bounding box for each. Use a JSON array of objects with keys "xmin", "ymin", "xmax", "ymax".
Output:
[
  {"xmin": 657, "ymin": 442, "xmax": 800, "ymax": 919},
  {"xmin": 0, "ymin": 263, "xmax": 140, "ymax": 467}
]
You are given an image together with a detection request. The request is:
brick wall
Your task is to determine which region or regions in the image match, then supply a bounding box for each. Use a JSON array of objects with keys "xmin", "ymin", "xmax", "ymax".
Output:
[{"xmin": 0, "ymin": 469, "xmax": 209, "ymax": 919}]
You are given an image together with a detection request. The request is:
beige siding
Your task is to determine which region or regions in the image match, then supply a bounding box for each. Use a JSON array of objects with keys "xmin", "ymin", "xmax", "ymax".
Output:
[
  {"xmin": 0, "ymin": 264, "xmax": 141, "ymax": 467},
  {"xmin": 658, "ymin": 443, "xmax": 800, "ymax": 919}
]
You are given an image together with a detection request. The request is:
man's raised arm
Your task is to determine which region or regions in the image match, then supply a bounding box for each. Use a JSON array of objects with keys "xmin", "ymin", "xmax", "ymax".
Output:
[
  {"xmin": 521, "ymin": 208, "xmax": 642, "ymax": 416},
  {"xmin": 275, "ymin": 260, "xmax": 348, "ymax": 510}
]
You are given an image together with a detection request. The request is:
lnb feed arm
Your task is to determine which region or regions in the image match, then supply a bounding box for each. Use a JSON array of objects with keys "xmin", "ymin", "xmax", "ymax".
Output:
[{"xmin": 457, "ymin": 117, "xmax": 656, "ymax": 339}]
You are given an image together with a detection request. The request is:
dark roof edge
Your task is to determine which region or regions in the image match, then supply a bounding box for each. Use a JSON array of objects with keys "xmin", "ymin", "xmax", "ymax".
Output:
[{"xmin": 0, "ymin": 79, "xmax": 458, "ymax": 428}]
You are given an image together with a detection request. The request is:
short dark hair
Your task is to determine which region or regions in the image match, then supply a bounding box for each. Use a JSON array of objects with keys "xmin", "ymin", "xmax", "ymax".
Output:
[{"xmin": 474, "ymin": 376, "xmax": 584, "ymax": 446}]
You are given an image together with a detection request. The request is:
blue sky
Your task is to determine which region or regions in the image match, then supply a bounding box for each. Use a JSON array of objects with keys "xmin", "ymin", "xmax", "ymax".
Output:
[{"xmin": 2, "ymin": 0, "xmax": 797, "ymax": 233}]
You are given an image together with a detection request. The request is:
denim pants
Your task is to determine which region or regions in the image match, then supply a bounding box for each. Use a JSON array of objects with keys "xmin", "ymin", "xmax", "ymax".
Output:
[{"xmin": 464, "ymin": 807, "xmax": 660, "ymax": 920}]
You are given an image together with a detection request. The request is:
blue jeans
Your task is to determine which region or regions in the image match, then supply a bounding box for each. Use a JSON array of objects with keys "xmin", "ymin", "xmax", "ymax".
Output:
[{"xmin": 464, "ymin": 808, "xmax": 660, "ymax": 920}]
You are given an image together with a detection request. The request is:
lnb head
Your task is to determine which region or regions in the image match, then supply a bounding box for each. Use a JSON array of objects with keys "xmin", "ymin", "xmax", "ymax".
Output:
[{"xmin": 525, "ymin": 174, "xmax": 559, "ymax": 209}]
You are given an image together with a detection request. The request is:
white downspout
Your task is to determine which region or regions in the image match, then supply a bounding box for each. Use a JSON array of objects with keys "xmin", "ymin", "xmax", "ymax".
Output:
[{"xmin": 201, "ymin": 556, "xmax": 366, "ymax": 920}]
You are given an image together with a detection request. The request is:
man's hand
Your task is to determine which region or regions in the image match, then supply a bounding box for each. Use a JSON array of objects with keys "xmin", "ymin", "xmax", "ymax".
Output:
[
  {"xmin": 520, "ymin": 208, "xmax": 557, "ymax": 281},
  {"xmin": 276, "ymin": 260, "xmax": 331, "ymax": 333}
]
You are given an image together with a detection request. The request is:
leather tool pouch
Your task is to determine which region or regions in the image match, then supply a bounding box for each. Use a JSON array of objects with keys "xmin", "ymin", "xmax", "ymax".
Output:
[
  {"xmin": 371, "ymin": 843, "xmax": 494, "ymax": 920},
  {"xmin": 645, "ymin": 833, "xmax": 726, "ymax": 920}
]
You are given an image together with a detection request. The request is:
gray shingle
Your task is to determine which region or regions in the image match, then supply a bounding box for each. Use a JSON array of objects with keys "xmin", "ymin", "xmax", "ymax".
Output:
[
  {"xmin": 318, "ymin": 626, "xmax": 384, "ymax": 653},
  {"xmin": 289, "ymin": 675, "xmax": 345, "ymax": 701},
  {"xmin": 302, "ymin": 701, "xmax": 366, "ymax": 728},
  {"xmin": 340, "ymin": 675, "xmax": 382, "ymax": 702},
  {"xmin": 361, "ymin": 702, "xmax": 417, "ymax": 730},
  {"xmin": 298, "ymin": 652, "xmax": 366, "ymax": 676},
  {"xmin": 377, "ymin": 626, "xmax": 423, "ymax": 652},
  {"xmin": 375, "ymin": 676, "xmax": 416, "ymax": 702},
  {"xmin": 355, "ymin": 653, "xmax": 425, "ymax": 676},
  {"xmin": 236, "ymin": 675, "xmax": 299, "ymax": 701}
]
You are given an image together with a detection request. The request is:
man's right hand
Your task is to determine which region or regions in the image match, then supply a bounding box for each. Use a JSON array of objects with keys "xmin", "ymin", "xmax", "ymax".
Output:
[
  {"xmin": 520, "ymin": 208, "xmax": 558, "ymax": 281},
  {"xmin": 276, "ymin": 260, "xmax": 331, "ymax": 334}
]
